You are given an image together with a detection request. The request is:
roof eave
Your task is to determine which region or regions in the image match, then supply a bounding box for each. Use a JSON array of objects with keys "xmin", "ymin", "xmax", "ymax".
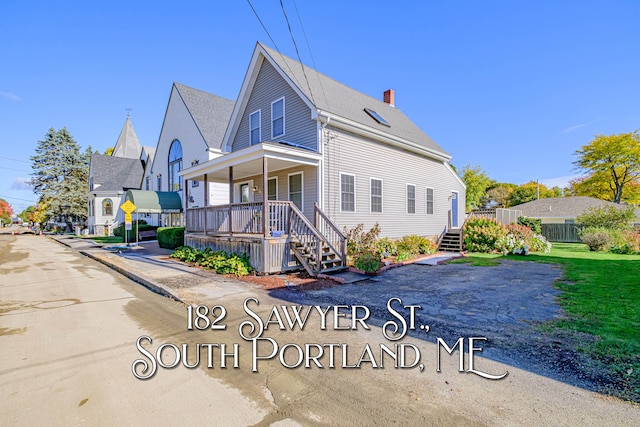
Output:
[{"xmin": 317, "ymin": 110, "xmax": 451, "ymax": 163}]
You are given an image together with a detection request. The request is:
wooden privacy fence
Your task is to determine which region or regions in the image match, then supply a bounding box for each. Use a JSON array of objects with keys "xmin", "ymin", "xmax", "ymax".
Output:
[{"xmin": 541, "ymin": 223, "xmax": 580, "ymax": 243}]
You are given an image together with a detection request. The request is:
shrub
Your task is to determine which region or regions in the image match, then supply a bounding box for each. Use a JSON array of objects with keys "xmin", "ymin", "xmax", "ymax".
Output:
[
  {"xmin": 376, "ymin": 237, "xmax": 398, "ymax": 257},
  {"xmin": 578, "ymin": 226, "xmax": 615, "ymax": 251},
  {"xmin": 576, "ymin": 205, "xmax": 635, "ymax": 230},
  {"xmin": 463, "ymin": 218, "xmax": 507, "ymax": 253},
  {"xmin": 344, "ymin": 223, "xmax": 381, "ymax": 256},
  {"xmin": 397, "ymin": 234, "xmax": 437, "ymax": 255},
  {"xmin": 609, "ymin": 230, "xmax": 640, "ymax": 255},
  {"xmin": 113, "ymin": 220, "xmax": 156, "ymax": 241},
  {"xmin": 395, "ymin": 251, "xmax": 410, "ymax": 262},
  {"xmin": 170, "ymin": 246, "xmax": 252, "ymax": 276},
  {"xmin": 354, "ymin": 252, "xmax": 381, "ymax": 273},
  {"xmin": 157, "ymin": 227, "xmax": 185, "ymax": 249},
  {"xmin": 517, "ymin": 216, "xmax": 542, "ymax": 234},
  {"xmin": 530, "ymin": 234, "xmax": 552, "ymax": 253}
]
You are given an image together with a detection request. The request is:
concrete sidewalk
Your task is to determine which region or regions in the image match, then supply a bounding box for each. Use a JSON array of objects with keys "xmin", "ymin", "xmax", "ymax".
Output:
[{"xmin": 49, "ymin": 235, "xmax": 261, "ymax": 304}]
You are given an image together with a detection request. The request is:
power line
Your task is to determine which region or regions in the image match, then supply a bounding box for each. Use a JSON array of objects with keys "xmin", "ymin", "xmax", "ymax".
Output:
[
  {"xmin": 0, "ymin": 194, "xmax": 37, "ymax": 203},
  {"xmin": 0, "ymin": 156, "xmax": 30, "ymax": 164},
  {"xmin": 279, "ymin": 0, "xmax": 316, "ymax": 106},
  {"xmin": 0, "ymin": 166, "xmax": 30, "ymax": 173},
  {"xmin": 291, "ymin": 0, "xmax": 329, "ymax": 109}
]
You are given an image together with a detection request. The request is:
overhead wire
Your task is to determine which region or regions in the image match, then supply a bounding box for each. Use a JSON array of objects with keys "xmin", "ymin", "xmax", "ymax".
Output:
[{"xmin": 279, "ymin": 0, "xmax": 316, "ymax": 106}]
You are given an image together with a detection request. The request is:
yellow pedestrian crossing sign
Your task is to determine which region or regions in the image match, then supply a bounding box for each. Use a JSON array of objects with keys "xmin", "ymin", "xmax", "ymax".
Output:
[{"xmin": 120, "ymin": 200, "xmax": 137, "ymax": 214}]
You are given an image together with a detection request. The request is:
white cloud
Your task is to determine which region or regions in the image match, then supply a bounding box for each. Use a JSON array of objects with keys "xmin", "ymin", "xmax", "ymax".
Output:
[
  {"xmin": 10, "ymin": 177, "xmax": 32, "ymax": 190},
  {"xmin": 0, "ymin": 91, "xmax": 21, "ymax": 101},
  {"xmin": 562, "ymin": 123, "xmax": 586, "ymax": 133}
]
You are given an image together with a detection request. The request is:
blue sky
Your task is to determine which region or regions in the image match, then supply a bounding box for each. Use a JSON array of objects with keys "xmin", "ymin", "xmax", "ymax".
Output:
[{"xmin": 2, "ymin": 1, "xmax": 639, "ymax": 214}]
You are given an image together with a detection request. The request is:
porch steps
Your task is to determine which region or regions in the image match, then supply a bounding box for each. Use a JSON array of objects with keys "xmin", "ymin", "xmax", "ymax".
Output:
[
  {"xmin": 438, "ymin": 229, "xmax": 464, "ymax": 252},
  {"xmin": 290, "ymin": 239, "xmax": 346, "ymax": 276}
]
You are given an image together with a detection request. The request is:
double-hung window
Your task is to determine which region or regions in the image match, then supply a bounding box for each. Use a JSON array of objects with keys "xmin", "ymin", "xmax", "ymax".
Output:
[
  {"xmin": 341, "ymin": 173, "xmax": 355, "ymax": 212},
  {"xmin": 250, "ymin": 110, "xmax": 261, "ymax": 145},
  {"xmin": 271, "ymin": 97, "xmax": 284, "ymax": 138},
  {"xmin": 426, "ymin": 187, "xmax": 434, "ymax": 215},
  {"xmin": 370, "ymin": 178, "xmax": 382, "ymax": 213},
  {"xmin": 407, "ymin": 184, "xmax": 416, "ymax": 214}
]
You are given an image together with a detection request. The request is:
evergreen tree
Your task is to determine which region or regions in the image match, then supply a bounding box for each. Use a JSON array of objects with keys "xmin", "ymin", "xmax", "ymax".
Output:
[{"xmin": 30, "ymin": 127, "xmax": 90, "ymax": 224}]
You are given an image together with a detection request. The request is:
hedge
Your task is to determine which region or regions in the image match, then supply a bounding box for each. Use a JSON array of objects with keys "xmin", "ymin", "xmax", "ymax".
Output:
[{"xmin": 157, "ymin": 227, "xmax": 185, "ymax": 249}]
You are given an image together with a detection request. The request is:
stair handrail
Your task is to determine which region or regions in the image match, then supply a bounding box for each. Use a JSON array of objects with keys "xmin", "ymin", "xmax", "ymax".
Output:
[
  {"xmin": 313, "ymin": 203, "xmax": 346, "ymax": 265},
  {"xmin": 286, "ymin": 202, "xmax": 324, "ymax": 274}
]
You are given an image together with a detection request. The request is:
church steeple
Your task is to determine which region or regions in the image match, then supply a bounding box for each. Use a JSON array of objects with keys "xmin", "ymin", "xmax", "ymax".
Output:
[{"xmin": 112, "ymin": 115, "xmax": 142, "ymax": 159}]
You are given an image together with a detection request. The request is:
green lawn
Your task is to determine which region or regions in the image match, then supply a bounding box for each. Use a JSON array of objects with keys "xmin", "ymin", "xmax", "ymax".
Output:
[
  {"xmin": 459, "ymin": 243, "xmax": 640, "ymax": 400},
  {"xmin": 77, "ymin": 235, "xmax": 124, "ymax": 244}
]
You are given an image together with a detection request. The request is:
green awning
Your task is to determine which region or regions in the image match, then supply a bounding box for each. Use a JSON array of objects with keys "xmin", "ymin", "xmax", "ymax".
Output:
[{"xmin": 123, "ymin": 190, "xmax": 183, "ymax": 214}]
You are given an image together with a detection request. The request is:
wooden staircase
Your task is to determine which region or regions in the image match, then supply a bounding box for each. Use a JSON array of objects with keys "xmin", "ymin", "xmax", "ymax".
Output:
[
  {"xmin": 288, "ymin": 203, "xmax": 347, "ymax": 276},
  {"xmin": 438, "ymin": 229, "xmax": 463, "ymax": 252}
]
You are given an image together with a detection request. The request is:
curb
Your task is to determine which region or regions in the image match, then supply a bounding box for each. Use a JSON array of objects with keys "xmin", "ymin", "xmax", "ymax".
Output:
[{"xmin": 80, "ymin": 250, "xmax": 184, "ymax": 303}]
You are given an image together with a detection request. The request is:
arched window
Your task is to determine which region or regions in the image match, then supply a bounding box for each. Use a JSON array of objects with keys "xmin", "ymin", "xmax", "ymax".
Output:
[
  {"xmin": 168, "ymin": 140, "xmax": 183, "ymax": 192},
  {"xmin": 102, "ymin": 199, "xmax": 113, "ymax": 216}
]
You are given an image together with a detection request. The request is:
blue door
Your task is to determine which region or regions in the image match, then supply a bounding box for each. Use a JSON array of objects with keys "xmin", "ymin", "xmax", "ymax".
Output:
[{"xmin": 451, "ymin": 191, "xmax": 459, "ymax": 228}]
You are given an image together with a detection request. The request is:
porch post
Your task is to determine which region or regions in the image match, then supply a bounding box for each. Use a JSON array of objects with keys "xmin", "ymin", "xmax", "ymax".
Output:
[
  {"xmin": 263, "ymin": 156, "xmax": 268, "ymax": 238},
  {"xmin": 228, "ymin": 167, "xmax": 234, "ymax": 236},
  {"xmin": 203, "ymin": 174, "xmax": 208, "ymax": 235},
  {"xmin": 184, "ymin": 179, "xmax": 189, "ymax": 229}
]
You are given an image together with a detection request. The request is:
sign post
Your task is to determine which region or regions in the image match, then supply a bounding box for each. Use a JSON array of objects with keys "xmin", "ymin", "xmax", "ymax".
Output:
[{"xmin": 120, "ymin": 200, "xmax": 137, "ymax": 246}]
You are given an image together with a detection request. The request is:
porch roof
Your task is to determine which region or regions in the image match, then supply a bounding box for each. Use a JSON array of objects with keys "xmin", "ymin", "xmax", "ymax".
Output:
[{"xmin": 180, "ymin": 142, "xmax": 322, "ymax": 182}]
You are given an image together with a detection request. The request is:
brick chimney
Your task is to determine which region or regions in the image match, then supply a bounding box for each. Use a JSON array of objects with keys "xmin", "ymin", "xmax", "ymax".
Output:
[{"xmin": 383, "ymin": 89, "xmax": 395, "ymax": 107}]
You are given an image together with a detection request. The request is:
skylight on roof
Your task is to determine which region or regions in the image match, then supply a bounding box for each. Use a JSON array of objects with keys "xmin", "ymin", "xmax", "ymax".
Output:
[{"xmin": 364, "ymin": 108, "xmax": 390, "ymax": 127}]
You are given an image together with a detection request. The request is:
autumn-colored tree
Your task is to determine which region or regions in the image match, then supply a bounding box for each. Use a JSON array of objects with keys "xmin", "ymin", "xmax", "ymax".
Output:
[
  {"xmin": 18, "ymin": 205, "xmax": 37, "ymax": 224},
  {"xmin": 0, "ymin": 198, "xmax": 14, "ymax": 225},
  {"xmin": 568, "ymin": 171, "xmax": 640, "ymax": 204},
  {"xmin": 104, "ymin": 146, "xmax": 114, "ymax": 156},
  {"xmin": 573, "ymin": 131, "xmax": 640, "ymax": 203},
  {"xmin": 506, "ymin": 181, "xmax": 558, "ymax": 207},
  {"xmin": 485, "ymin": 183, "xmax": 518, "ymax": 208}
]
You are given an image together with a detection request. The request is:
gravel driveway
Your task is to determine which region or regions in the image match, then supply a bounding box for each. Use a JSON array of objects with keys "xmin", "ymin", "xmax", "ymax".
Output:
[{"xmin": 270, "ymin": 260, "xmax": 608, "ymax": 392}]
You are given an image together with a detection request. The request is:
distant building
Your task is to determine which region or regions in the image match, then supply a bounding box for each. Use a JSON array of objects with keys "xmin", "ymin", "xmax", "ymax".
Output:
[
  {"xmin": 511, "ymin": 196, "xmax": 638, "ymax": 224},
  {"xmin": 87, "ymin": 116, "xmax": 149, "ymax": 235}
]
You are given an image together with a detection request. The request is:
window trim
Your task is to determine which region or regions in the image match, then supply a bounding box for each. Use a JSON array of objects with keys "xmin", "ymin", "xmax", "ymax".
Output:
[
  {"xmin": 406, "ymin": 183, "xmax": 416, "ymax": 214},
  {"xmin": 370, "ymin": 177, "xmax": 383, "ymax": 214},
  {"xmin": 288, "ymin": 171, "xmax": 304, "ymax": 211},
  {"xmin": 267, "ymin": 176, "xmax": 278, "ymax": 201},
  {"xmin": 102, "ymin": 198, "xmax": 113, "ymax": 216},
  {"xmin": 249, "ymin": 109, "xmax": 261, "ymax": 145},
  {"xmin": 168, "ymin": 139, "xmax": 183, "ymax": 192},
  {"xmin": 340, "ymin": 172, "xmax": 356, "ymax": 213},
  {"xmin": 271, "ymin": 97, "xmax": 285, "ymax": 139},
  {"xmin": 425, "ymin": 187, "xmax": 434, "ymax": 215}
]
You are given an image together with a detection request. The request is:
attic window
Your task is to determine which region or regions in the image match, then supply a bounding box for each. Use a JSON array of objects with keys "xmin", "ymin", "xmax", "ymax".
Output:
[{"xmin": 364, "ymin": 108, "xmax": 390, "ymax": 127}]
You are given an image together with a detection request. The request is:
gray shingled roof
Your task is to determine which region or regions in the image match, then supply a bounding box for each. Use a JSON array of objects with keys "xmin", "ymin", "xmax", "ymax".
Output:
[
  {"xmin": 90, "ymin": 154, "xmax": 144, "ymax": 192},
  {"xmin": 112, "ymin": 117, "xmax": 142, "ymax": 159},
  {"xmin": 173, "ymin": 83, "xmax": 235, "ymax": 150},
  {"xmin": 512, "ymin": 196, "xmax": 629, "ymax": 218},
  {"xmin": 259, "ymin": 43, "xmax": 449, "ymax": 158}
]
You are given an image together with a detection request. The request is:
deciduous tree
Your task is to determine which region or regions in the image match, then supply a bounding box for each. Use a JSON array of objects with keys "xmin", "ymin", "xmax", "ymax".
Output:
[
  {"xmin": 573, "ymin": 131, "xmax": 640, "ymax": 203},
  {"xmin": 461, "ymin": 165, "xmax": 495, "ymax": 211},
  {"xmin": 506, "ymin": 181, "xmax": 557, "ymax": 207},
  {"xmin": 0, "ymin": 198, "xmax": 13, "ymax": 225}
]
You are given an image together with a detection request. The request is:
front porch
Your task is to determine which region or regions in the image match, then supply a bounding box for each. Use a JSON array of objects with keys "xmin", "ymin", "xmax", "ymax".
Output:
[{"xmin": 185, "ymin": 201, "xmax": 346, "ymax": 275}]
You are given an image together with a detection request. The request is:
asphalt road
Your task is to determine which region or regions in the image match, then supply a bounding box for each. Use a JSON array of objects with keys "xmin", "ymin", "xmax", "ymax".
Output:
[{"xmin": 1, "ymin": 235, "xmax": 638, "ymax": 426}]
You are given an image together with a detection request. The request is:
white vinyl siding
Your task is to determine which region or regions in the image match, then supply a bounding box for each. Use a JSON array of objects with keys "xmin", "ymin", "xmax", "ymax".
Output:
[
  {"xmin": 323, "ymin": 128, "xmax": 466, "ymax": 238},
  {"xmin": 340, "ymin": 173, "xmax": 355, "ymax": 212},
  {"xmin": 271, "ymin": 97, "xmax": 285, "ymax": 138},
  {"xmin": 231, "ymin": 61, "xmax": 316, "ymax": 152},
  {"xmin": 426, "ymin": 187, "xmax": 434, "ymax": 215},
  {"xmin": 370, "ymin": 178, "xmax": 382, "ymax": 213},
  {"xmin": 250, "ymin": 110, "xmax": 261, "ymax": 145},
  {"xmin": 407, "ymin": 184, "xmax": 416, "ymax": 214},
  {"xmin": 288, "ymin": 172, "xmax": 303, "ymax": 211}
]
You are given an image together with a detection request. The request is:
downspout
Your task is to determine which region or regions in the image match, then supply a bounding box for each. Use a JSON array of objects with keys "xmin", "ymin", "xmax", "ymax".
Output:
[{"xmin": 318, "ymin": 113, "xmax": 331, "ymax": 213}]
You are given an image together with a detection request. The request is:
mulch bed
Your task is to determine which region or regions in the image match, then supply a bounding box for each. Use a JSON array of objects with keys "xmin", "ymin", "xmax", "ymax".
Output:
[{"xmin": 238, "ymin": 271, "xmax": 342, "ymax": 290}]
